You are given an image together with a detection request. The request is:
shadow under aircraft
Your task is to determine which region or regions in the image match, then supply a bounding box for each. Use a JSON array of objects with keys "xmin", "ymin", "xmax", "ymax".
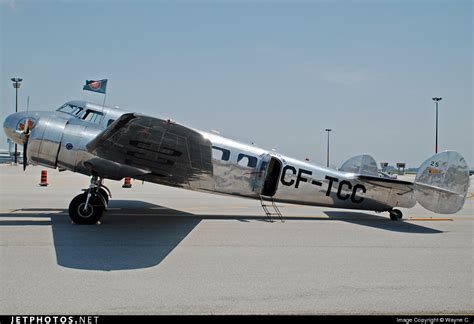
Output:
[{"xmin": 1, "ymin": 200, "xmax": 443, "ymax": 271}]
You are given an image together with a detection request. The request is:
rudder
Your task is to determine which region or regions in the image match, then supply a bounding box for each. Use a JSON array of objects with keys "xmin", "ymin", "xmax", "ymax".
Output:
[{"xmin": 414, "ymin": 151, "xmax": 470, "ymax": 214}]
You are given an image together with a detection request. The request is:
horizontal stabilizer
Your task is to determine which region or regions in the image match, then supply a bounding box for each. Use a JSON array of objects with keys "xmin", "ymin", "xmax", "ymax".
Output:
[
  {"xmin": 357, "ymin": 174, "xmax": 413, "ymax": 191},
  {"xmin": 340, "ymin": 154, "xmax": 379, "ymax": 176},
  {"xmin": 355, "ymin": 174, "xmax": 416, "ymax": 209},
  {"xmin": 414, "ymin": 151, "xmax": 470, "ymax": 214}
]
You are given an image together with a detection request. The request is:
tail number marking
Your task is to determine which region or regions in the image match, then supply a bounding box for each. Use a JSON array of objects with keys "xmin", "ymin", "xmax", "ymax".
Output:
[{"xmin": 280, "ymin": 166, "xmax": 366, "ymax": 203}]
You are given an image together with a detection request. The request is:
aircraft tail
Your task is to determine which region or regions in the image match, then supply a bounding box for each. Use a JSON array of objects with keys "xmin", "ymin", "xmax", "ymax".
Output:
[
  {"xmin": 339, "ymin": 154, "xmax": 379, "ymax": 176},
  {"xmin": 414, "ymin": 151, "xmax": 470, "ymax": 214}
]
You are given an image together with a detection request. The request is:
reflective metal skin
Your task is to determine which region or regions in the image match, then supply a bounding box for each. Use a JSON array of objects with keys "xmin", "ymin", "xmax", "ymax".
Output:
[
  {"xmin": 3, "ymin": 101, "xmax": 134, "ymax": 178},
  {"xmin": 3, "ymin": 100, "xmax": 471, "ymax": 224},
  {"xmin": 414, "ymin": 151, "xmax": 470, "ymax": 213},
  {"xmin": 340, "ymin": 154, "xmax": 379, "ymax": 176}
]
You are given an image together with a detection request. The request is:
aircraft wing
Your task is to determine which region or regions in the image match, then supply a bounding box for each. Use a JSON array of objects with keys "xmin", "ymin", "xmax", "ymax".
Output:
[{"xmin": 86, "ymin": 113, "xmax": 213, "ymax": 187}]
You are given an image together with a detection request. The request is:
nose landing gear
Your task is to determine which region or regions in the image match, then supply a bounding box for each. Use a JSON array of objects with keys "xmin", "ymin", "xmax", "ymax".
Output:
[{"xmin": 68, "ymin": 176, "xmax": 110, "ymax": 225}]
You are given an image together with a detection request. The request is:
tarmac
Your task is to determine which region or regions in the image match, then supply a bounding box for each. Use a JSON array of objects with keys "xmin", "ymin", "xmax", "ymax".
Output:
[{"xmin": 0, "ymin": 164, "xmax": 473, "ymax": 314}]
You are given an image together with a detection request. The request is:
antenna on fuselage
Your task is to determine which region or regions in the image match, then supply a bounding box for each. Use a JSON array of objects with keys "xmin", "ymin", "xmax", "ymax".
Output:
[{"xmin": 99, "ymin": 92, "xmax": 107, "ymax": 124}]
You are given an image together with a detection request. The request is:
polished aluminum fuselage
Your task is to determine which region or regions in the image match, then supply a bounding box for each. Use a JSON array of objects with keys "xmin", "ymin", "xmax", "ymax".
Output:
[
  {"xmin": 4, "ymin": 101, "xmax": 417, "ymax": 213},
  {"xmin": 197, "ymin": 132, "xmax": 415, "ymax": 212}
]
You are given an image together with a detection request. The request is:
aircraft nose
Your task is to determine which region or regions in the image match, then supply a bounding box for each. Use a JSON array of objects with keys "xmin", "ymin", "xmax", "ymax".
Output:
[{"xmin": 3, "ymin": 112, "xmax": 28, "ymax": 145}]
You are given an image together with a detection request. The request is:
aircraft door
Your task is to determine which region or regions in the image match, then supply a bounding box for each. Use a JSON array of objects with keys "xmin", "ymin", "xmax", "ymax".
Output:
[
  {"xmin": 253, "ymin": 154, "xmax": 282, "ymax": 197},
  {"xmin": 262, "ymin": 156, "xmax": 282, "ymax": 196},
  {"xmin": 252, "ymin": 154, "xmax": 271, "ymax": 193}
]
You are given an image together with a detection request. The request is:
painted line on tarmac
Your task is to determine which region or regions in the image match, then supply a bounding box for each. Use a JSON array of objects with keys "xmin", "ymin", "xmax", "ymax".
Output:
[
  {"xmin": 407, "ymin": 217, "xmax": 453, "ymax": 221},
  {"xmin": 105, "ymin": 213, "xmax": 195, "ymax": 217},
  {"xmin": 6, "ymin": 209, "xmax": 65, "ymax": 214},
  {"xmin": 182, "ymin": 206, "xmax": 214, "ymax": 209},
  {"xmin": 0, "ymin": 217, "xmax": 51, "ymax": 221}
]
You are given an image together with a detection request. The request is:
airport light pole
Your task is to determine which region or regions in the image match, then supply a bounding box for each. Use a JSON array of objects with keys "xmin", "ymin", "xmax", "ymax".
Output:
[
  {"xmin": 432, "ymin": 97, "xmax": 442, "ymax": 154},
  {"xmin": 11, "ymin": 78, "xmax": 23, "ymax": 164},
  {"xmin": 325, "ymin": 128, "xmax": 332, "ymax": 168}
]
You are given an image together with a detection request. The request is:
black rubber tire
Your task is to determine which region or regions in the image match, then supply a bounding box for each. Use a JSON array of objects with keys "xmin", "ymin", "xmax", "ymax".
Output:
[
  {"xmin": 389, "ymin": 209, "xmax": 403, "ymax": 221},
  {"xmin": 68, "ymin": 193, "xmax": 105, "ymax": 225}
]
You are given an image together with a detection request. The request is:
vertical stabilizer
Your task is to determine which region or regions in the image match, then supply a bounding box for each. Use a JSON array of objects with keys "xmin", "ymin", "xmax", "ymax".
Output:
[{"xmin": 414, "ymin": 151, "xmax": 470, "ymax": 214}]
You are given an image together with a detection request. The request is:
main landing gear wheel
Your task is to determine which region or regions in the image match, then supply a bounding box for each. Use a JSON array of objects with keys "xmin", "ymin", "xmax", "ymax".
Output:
[
  {"xmin": 69, "ymin": 193, "xmax": 105, "ymax": 225},
  {"xmin": 389, "ymin": 209, "xmax": 403, "ymax": 221},
  {"xmin": 69, "ymin": 175, "xmax": 108, "ymax": 225}
]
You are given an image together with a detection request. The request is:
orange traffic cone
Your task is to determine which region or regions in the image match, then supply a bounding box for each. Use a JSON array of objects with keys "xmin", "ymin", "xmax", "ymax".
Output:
[
  {"xmin": 39, "ymin": 170, "xmax": 48, "ymax": 186},
  {"xmin": 122, "ymin": 177, "xmax": 132, "ymax": 188}
]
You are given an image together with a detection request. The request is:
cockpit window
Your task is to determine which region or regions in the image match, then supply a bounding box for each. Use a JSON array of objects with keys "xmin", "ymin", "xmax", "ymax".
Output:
[
  {"xmin": 57, "ymin": 104, "xmax": 83, "ymax": 116},
  {"xmin": 57, "ymin": 105, "xmax": 103, "ymax": 125},
  {"xmin": 82, "ymin": 110, "xmax": 103, "ymax": 124},
  {"xmin": 57, "ymin": 104, "xmax": 71, "ymax": 113},
  {"xmin": 72, "ymin": 107, "xmax": 84, "ymax": 116}
]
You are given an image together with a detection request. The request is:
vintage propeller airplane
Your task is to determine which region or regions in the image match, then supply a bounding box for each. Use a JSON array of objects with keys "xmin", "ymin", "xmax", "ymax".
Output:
[{"xmin": 3, "ymin": 100, "xmax": 471, "ymax": 224}]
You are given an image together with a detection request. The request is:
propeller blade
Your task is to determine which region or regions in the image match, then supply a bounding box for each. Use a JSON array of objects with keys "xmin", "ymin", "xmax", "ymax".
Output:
[
  {"xmin": 24, "ymin": 118, "xmax": 30, "ymax": 135},
  {"xmin": 23, "ymin": 142, "xmax": 28, "ymax": 171},
  {"xmin": 22, "ymin": 118, "xmax": 32, "ymax": 171}
]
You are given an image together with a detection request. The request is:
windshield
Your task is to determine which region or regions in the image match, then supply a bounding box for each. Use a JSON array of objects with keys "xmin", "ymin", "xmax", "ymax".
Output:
[
  {"xmin": 57, "ymin": 104, "xmax": 83, "ymax": 116},
  {"xmin": 57, "ymin": 104, "xmax": 103, "ymax": 125}
]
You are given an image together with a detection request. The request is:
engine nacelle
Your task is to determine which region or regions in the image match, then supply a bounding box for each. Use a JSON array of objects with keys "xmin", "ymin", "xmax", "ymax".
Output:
[
  {"xmin": 27, "ymin": 115, "xmax": 68, "ymax": 168},
  {"xmin": 28, "ymin": 115, "xmax": 147, "ymax": 180},
  {"xmin": 27, "ymin": 115, "xmax": 102, "ymax": 175}
]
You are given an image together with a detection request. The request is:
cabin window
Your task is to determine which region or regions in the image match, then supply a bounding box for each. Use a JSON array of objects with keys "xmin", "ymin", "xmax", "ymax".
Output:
[
  {"xmin": 212, "ymin": 146, "xmax": 230, "ymax": 161},
  {"xmin": 238, "ymin": 153, "xmax": 257, "ymax": 168}
]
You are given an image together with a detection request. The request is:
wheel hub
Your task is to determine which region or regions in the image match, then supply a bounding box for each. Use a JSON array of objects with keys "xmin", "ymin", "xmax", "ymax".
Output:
[{"xmin": 78, "ymin": 202, "xmax": 94, "ymax": 218}]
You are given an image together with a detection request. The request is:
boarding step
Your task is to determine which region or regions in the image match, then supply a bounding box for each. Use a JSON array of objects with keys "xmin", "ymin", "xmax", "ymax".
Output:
[{"xmin": 259, "ymin": 194, "xmax": 284, "ymax": 223}]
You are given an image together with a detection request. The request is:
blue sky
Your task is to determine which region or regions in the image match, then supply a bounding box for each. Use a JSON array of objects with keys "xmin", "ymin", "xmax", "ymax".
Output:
[{"xmin": 1, "ymin": 0, "xmax": 472, "ymax": 168}]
